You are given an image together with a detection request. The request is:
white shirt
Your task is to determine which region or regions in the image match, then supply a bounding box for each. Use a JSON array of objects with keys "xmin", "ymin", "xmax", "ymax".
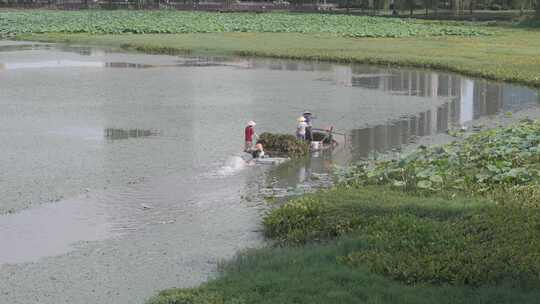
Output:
[{"xmin": 297, "ymin": 122, "xmax": 308, "ymax": 135}]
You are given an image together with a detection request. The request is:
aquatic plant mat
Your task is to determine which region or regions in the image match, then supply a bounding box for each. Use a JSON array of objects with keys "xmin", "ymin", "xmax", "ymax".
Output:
[
  {"xmin": 336, "ymin": 119, "xmax": 540, "ymax": 197},
  {"xmin": 0, "ymin": 11, "xmax": 491, "ymax": 38},
  {"xmin": 148, "ymin": 121, "xmax": 540, "ymax": 303}
]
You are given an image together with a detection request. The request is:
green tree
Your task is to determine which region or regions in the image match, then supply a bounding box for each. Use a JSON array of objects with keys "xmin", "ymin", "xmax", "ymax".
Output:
[
  {"xmin": 422, "ymin": 0, "xmax": 430, "ymax": 14},
  {"xmin": 452, "ymin": 0, "xmax": 460, "ymax": 14},
  {"xmin": 405, "ymin": 0, "xmax": 415, "ymax": 15}
]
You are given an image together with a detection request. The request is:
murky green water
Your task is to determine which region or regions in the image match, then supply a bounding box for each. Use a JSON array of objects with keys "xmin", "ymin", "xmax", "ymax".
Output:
[{"xmin": 0, "ymin": 41, "xmax": 538, "ymax": 304}]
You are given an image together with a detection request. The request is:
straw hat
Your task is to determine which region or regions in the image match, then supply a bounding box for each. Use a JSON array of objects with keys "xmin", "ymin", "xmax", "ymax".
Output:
[
  {"xmin": 297, "ymin": 116, "xmax": 306, "ymax": 122},
  {"xmin": 247, "ymin": 120, "xmax": 256, "ymax": 126}
]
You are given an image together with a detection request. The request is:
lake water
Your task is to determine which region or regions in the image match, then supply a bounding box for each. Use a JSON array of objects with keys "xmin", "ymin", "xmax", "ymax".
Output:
[{"xmin": 0, "ymin": 41, "xmax": 538, "ymax": 303}]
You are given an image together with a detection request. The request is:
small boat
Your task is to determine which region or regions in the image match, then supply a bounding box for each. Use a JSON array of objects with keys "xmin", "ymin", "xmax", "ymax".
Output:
[
  {"xmin": 310, "ymin": 128, "xmax": 340, "ymax": 152},
  {"xmin": 255, "ymin": 157, "xmax": 290, "ymax": 165},
  {"xmin": 310, "ymin": 140, "xmax": 338, "ymax": 152},
  {"xmin": 241, "ymin": 152, "xmax": 289, "ymax": 165}
]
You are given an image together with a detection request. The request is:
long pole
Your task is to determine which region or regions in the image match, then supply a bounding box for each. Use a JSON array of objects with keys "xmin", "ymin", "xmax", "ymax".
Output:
[{"xmin": 312, "ymin": 128, "xmax": 347, "ymax": 136}]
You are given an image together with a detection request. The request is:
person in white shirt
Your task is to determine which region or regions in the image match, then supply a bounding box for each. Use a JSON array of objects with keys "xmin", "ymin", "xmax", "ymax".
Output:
[
  {"xmin": 303, "ymin": 111, "xmax": 315, "ymax": 141},
  {"xmin": 251, "ymin": 143, "xmax": 265, "ymax": 159},
  {"xmin": 296, "ymin": 116, "xmax": 308, "ymax": 141}
]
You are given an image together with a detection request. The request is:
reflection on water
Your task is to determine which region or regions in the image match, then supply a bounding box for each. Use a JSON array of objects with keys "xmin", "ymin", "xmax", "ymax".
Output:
[
  {"xmin": 0, "ymin": 43, "xmax": 109, "ymax": 56},
  {"xmin": 106, "ymin": 60, "xmax": 229, "ymax": 68},
  {"xmin": 105, "ymin": 62, "xmax": 153, "ymax": 69},
  {"xmin": 0, "ymin": 59, "xmax": 243, "ymax": 71},
  {"xmin": 252, "ymin": 60, "xmax": 538, "ymax": 160},
  {"xmin": 249, "ymin": 59, "xmax": 335, "ymax": 72},
  {"xmin": 104, "ymin": 128, "xmax": 157, "ymax": 140},
  {"xmin": 258, "ymin": 151, "xmax": 336, "ymax": 199},
  {"xmin": 0, "ymin": 60, "xmax": 207, "ymax": 70},
  {"xmin": 344, "ymin": 69, "xmax": 538, "ymax": 160},
  {"xmin": 0, "ymin": 60, "xmax": 106, "ymax": 70},
  {"xmin": 257, "ymin": 62, "xmax": 538, "ymax": 190},
  {"xmin": 0, "ymin": 43, "xmax": 49, "ymax": 52}
]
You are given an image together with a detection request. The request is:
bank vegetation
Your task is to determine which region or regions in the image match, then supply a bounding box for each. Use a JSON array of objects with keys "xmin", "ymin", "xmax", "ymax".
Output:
[{"xmin": 148, "ymin": 119, "xmax": 540, "ymax": 303}]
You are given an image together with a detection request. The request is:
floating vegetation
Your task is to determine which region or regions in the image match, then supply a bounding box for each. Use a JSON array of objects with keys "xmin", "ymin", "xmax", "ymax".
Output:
[
  {"xmin": 337, "ymin": 119, "xmax": 540, "ymax": 201},
  {"xmin": 0, "ymin": 11, "xmax": 491, "ymax": 38},
  {"xmin": 257, "ymin": 132, "xmax": 308, "ymax": 157},
  {"xmin": 516, "ymin": 18, "xmax": 540, "ymax": 28},
  {"xmin": 311, "ymin": 131, "xmax": 333, "ymax": 144},
  {"xmin": 104, "ymin": 128, "xmax": 156, "ymax": 140}
]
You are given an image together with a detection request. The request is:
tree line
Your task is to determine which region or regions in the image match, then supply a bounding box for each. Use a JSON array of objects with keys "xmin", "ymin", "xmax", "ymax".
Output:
[{"xmin": 1, "ymin": 0, "xmax": 538, "ymax": 18}]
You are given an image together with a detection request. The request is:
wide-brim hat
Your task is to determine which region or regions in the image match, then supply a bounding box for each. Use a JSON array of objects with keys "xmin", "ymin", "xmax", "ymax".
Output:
[
  {"xmin": 303, "ymin": 111, "xmax": 312, "ymax": 115},
  {"xmin": 247, "ymin": 120, "xmax": 256, "ymax": 126}
]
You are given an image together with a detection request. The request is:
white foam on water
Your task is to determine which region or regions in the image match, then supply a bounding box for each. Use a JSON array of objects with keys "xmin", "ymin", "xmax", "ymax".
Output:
[{"xmin": 212, "ymin": 155, "xmax": 250, "ymax": 177}]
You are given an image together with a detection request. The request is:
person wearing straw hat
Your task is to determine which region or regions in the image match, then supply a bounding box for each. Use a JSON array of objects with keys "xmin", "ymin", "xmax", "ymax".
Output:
[
  {"xmin": 296, "ymin": 116, "xmax": 308, "ymax": 141},
  {"xmin": 303, "ymin": 111, "xmax": 314, "ymax": 141},
  {"xmin": 244, "ymin": 120, "xmax": 257, "ymax": 152}
]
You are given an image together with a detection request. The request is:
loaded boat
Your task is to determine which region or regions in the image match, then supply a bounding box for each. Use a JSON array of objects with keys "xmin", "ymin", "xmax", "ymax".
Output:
[
  {"xmin": 309, "ymin": 127, "xmax": 340, "ymax": 152},
  {"xmin": 241, "ymin": 152, "xmax": 289, "ymax": 165}
]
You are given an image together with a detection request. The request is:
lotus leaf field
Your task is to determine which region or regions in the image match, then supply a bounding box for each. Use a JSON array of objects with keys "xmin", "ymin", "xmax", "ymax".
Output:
[
  {"xmin": 0, "ymin": 10, "xmax": 491, "ymax": 38},
  {"xmin": 337, "ymin": 119, "xmax": 540, "ymax": 201}
]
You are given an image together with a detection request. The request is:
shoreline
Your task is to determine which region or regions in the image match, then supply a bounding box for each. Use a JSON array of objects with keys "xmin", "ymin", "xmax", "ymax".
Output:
[
  {"xmin": 8, "ymin": 24, "xmax": 539, "ymax": 89},
  {"xmin": 148, "ymin": 113, "xmax": 540, "ymax": 304},
  {"xmin": 399, "ymin": 105, "xmax": 540, "ymax": 156}
]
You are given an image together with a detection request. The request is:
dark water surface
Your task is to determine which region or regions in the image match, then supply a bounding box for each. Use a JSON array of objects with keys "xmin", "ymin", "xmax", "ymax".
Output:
[{"xmin": 0, "ymin": 41, "xmax": 538, "ymax": 303}]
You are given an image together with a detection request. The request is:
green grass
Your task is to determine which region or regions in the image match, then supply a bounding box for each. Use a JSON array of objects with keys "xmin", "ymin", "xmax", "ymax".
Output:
[
  {"xmin": 2, "ymin": 11, "xmax": 538, "ymax": 87},
  {"xmin": 264, "ymin": 188, "xmax": 540, "ymax": 286},
  {"xmin": 148, "ymin": 187, "xmax": 540, "ymax": 304}
]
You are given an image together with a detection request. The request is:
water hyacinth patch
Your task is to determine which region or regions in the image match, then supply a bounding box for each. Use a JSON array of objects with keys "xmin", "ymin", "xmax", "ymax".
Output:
[
  {"xmin": 257, "ymin": 132, "xmax": 309, "ymax": 157},
  {"xmin": 337, "ymin": 119, "xmax": 540, "ymax": 198},
  {"xmin": 0, "ymin": 10, "xmax": 491, "ymax": 38}
]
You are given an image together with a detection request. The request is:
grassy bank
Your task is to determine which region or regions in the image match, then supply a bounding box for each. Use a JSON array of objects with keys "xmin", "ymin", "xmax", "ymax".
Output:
[
  {"xmin": 0, "ymin": 11, "xmax": 537, "ymax": 87},
  {"xmin": 16, "ymin": 28, "xmax": 540, "ymax": 88},
  {"xmin": 148, "ymin": 120, "xmax": 540, "ymax": 303},
  {"xmin": 149, "ymin": 188, "xmax": 540, "ymax": 304}
]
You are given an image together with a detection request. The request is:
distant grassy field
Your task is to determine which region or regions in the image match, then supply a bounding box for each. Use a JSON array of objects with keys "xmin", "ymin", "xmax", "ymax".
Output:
[{"xmin": 0, "ymin": 10, "xmax": 490, "ymax": 37}]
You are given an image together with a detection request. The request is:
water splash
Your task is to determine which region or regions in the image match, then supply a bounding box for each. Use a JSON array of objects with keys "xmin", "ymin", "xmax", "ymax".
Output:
[{"xmin": 214, "ymin": 155, "xmax": 250, "ymax": 177}]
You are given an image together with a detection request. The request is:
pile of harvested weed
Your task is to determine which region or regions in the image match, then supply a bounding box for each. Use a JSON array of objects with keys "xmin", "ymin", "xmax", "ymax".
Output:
[{"xmin": 257, "ymin": 133, "xmax": 308, "ymax": 157}]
